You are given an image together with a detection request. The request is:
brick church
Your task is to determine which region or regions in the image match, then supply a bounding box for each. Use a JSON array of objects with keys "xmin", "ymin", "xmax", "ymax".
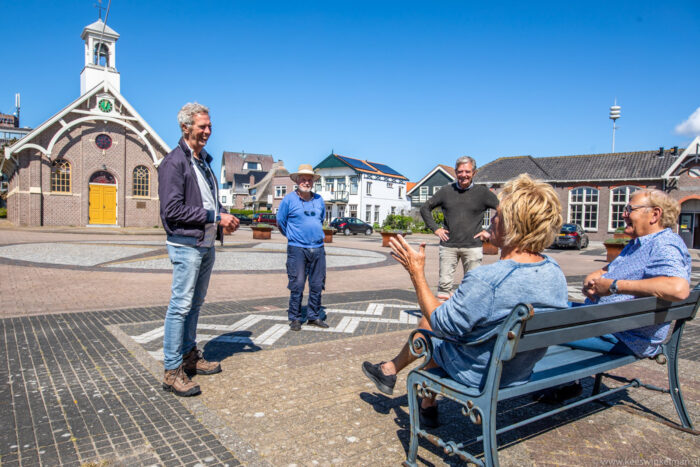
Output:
[{"xmin": 1, "ymin": 19, "xmax": 169, "ymax": 227}]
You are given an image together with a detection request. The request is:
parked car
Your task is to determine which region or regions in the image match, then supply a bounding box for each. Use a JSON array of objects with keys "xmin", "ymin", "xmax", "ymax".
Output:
[
  {"xmin": 232, "ymin": 213, "xmax": 252, "ymax": 225},
  {"xmin": 252, "ymin": 212, "xmax": 277, "ymax": 226},
  {"xmin": 329, "ymin": 217, "xmax": 374, "ymax": 236},
  {"xmin": 553, "ymin": 223, "xmax": 589, "ymax": 249}
]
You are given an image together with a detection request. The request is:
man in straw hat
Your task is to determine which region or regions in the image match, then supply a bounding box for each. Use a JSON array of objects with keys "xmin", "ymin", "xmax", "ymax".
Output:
[{"xmin": 277, "ymin": 164, "xmax": 330, "ymax": 331}]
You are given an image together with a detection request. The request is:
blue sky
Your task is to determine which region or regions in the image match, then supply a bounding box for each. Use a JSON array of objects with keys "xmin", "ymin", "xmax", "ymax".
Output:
[{"xmin": 2, "ymin": 1, "xmax": 699, "ymax": 182}]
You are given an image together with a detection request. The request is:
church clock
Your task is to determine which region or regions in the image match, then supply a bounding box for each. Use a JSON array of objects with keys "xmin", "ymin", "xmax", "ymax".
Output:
[{"xmin": 98, "ymin": 99, "xmax": 113, "ymax": 113}]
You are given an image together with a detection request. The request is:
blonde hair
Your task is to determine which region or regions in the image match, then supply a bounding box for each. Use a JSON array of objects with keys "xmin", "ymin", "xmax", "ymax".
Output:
[
  {"xmin": 498, "ymin": 174, "xmax": 562, "ymax": 253},
  {"xmin": 633, "ymin": 189, "xmax": 680, "ymax": 228}
]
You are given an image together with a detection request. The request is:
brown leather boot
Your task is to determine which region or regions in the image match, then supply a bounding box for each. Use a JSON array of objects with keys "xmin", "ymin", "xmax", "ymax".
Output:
[
  {"xmin": 183, "ymin": 347, "xmax": 222, "ymax": 375},
  {"xmin": 163, "ymin": 365, "xmax": 201, "ymax": 397}
]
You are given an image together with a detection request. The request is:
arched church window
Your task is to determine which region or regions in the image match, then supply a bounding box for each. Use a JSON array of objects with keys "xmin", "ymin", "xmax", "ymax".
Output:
[
  {"xmin": 51, "ymin": 159, "xmax": 71, "ymax": 193},
  {"xmin": 132, "ymin": 166, "xmax": 150, "ymax": 197},
  {"xmin": 90, "ymin": 171, "xmax": 116, "ymax": 184},
  {"xmin": 93, "ymin": 42, "xmax": 110, "ymax": 67}
]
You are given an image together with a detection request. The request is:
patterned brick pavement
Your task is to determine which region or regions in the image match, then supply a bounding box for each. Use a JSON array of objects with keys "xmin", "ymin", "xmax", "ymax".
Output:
[{"xmin": 1, "ymin": 225, "xmax": 700, "ymax": 466}]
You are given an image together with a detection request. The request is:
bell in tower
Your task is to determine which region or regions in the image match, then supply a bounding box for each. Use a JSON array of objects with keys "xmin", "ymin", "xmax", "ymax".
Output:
[{"xmin": 80, "ymin": 19, "xmax": 120, "ymax": 95}]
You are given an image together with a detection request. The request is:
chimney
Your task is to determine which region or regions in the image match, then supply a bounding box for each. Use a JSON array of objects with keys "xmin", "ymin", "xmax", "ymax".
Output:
[
  {"xmin": 672, "ymin": 146, "xmax": 678, "ymax": 156},
  {"xmin": 657, "ymin": 147, "xmax": 664, "ymax": 157},
  {"xmin": 249, "ymin": 174, "xmax": 255, "ymax": 185}
]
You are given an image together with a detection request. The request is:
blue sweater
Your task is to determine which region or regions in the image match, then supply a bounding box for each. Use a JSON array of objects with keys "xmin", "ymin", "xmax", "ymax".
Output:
[
  {"xmin": 430, "ymin": 256, "xmax": 568, "ymax": 388},
  {"xmin": 277, "ymin": 191, "xmax": 325, "ymax": 248}
]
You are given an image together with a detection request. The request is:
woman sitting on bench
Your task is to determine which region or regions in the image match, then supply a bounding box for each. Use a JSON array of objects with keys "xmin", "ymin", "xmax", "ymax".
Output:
[{"xmin": 362, "ymin": 174, "xmax": 569, "ymax": 427}]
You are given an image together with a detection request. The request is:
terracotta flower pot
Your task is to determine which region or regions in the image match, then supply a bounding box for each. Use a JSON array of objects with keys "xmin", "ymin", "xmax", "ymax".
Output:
[
  {"xmin": 380, "ymin": 231, "xmax": 405, "ymax": 247},
  {"xmin": 482, "ymin": 240, "xmax": 499, "ymax": 255},
  {"xmin": 604, "ymin": 242, "xmax": 625, "ymax": 262},
  {"xmin": 252, "ymin": 226, "xmax": 272, "ymax": 240},
  {"xmin": 323, "ymin": 229, "xmax": 335, "ymax": 243}
]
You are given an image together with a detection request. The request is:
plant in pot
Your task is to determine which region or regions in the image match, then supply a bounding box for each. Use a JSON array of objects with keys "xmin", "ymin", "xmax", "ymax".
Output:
[
  {"xmin": 603, "ymin": 234, "xmax": 631, "ymax": 262},
  {"xmin": 322, "ymin": 223, "xmax": 336, "ymax": 243},
  {"xmin": 379, "ymin": 227, "xmax": 411, "ymax": 247},
  {"xmin": 251, "ymin": 223, "xmax": 273, "ymax": 240}
]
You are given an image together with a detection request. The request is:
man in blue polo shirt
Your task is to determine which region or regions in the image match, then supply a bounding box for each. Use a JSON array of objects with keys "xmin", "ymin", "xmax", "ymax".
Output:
[
  {"xmin": 277, "ymin": 164, "xmax": 330, "ymax": 331},
  {"xmin": 539, "ymin": 188, "xmax": 691, "ymax": 403}
]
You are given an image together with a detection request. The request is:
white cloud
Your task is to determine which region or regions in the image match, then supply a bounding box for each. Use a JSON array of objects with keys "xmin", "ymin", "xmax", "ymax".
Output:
[{"xmin": 675, "ymin": 107, "xmax": 700, "ymax": 136}]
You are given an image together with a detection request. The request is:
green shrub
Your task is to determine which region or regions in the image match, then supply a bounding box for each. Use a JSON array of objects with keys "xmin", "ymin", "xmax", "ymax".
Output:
[
  {"xmin": 432, "ymin": 210, "xmax": 444, "ymax": 226},
  {"xmin": 0, "ymin": 207, "xmax": 6, "ymax": 218},
  {"xmin": 382, "ymin": 214, "xmax": 413, "ymax": 230},
  {"xmin": 230, "ymin": 209, "xmax": 255, "ymax": 215}
]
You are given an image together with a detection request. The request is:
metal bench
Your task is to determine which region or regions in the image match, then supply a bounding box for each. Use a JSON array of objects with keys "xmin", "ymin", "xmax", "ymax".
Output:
[{"xmin": 403, "ymin": 286, "xmax": 700, "ymax": 467}]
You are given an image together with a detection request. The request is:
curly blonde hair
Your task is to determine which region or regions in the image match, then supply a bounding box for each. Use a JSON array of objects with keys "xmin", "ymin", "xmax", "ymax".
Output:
[
  {"xmin": 633, "ymin": 189, "xmax": 680, "ymax": 229},
  {"xmin": 498, "ymin": 174, "xmax": 563, "ymax": 253}
]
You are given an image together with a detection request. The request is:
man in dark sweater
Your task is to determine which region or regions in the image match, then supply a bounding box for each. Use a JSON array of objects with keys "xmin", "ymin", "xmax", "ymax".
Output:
[{"xmin": 420, "ymin": 156, "xmax": 499, "ymax": 299}]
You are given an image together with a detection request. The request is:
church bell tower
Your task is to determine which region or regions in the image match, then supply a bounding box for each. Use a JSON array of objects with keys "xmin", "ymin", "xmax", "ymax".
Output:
[{"xmin": 80, "ymin": 19, "xmax": 120, "ymax": 95}]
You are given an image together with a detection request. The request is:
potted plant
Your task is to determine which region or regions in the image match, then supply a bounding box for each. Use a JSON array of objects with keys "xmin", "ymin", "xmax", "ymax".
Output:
[
  {"xmin": 482, "ymin": 239, "xmax": 499, "ymax": 255},
  {"xmin": 322, "ymin": 224, "xmax": 336, "ymax": 243},
  {"xmin": 251, "ymin": 223, "xmax": 273, "ymax": 240},
  {"xmin": 380, "ymin": 228, "xmax": 411, "ymax": 247},
  {"xmin": 603, "ymin": 237, "xmax": 630, "ymax": 262}
]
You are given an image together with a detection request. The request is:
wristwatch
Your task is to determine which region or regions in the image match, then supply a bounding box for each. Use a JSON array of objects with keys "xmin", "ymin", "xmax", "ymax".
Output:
[
  {"xmin": 609, "ymin": 279, "xmax": 619, "ymax": 295},
  {"xmin": 215, "ymin": 214, "xmax": 221, "ymax": 223}
]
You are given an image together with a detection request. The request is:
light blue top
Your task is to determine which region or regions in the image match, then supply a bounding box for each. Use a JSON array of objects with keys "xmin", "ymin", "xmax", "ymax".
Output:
[
  {"xmin": 430, "ymin": 256, "xmax": 568, "ymax": 388},
  {"xmin": 585, "ymin": 228, "xmax": 692, "ymax": 357},
  {"xmin": 277, "ymin": 191, "xmax": 325, "ymax": 248}
]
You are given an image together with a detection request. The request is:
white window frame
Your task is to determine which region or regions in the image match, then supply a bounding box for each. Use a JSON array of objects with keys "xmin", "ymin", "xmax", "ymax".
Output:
[
  {"xmin": 419, "ymin": 186, "xmax": 429, "ymax": 202},
  {"xmin": 350, "ymin": 177, "xmax": 358, "ymax": 195},
  {"xmin": 398, "ymin": 186, "xmax": 403, "ymax": 199},
  {"xmin": 349, "ymin": 204, "xmax": 357, "ymax": 218},
  {"xmin": 374, "ymin": 205, "xmax": 380, "ymax": 223},
  {"xmin": 387, "ymin": 182, "xmax": 393, "ymax": 189},
  {"xmin": 365, "ymin": 204, "xmax": 372, "ymax": 222},
  {"xmin": 274, "ymin": 185, "xmax": 287, "ymax": 199},
  {"xmin": 433, "ymin": 186, "xmax": 441, "ymax": 195},
  {"xmin": 221, "ymin": 195, "xmax": 227, "ymax": 204},
  {"xmin": 366, "ymin": 181, "xmax": 372, "ymax": 195},
  {"xmin": 568, "ymin": 187, "xmax": 599, "ymax": 231},
  {"xmin": 608, "ymin": 185, "xmax": 639, "ymax": 231}
]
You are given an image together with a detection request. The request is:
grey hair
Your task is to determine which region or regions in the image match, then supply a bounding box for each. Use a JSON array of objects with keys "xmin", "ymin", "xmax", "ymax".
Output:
[
  {"xmin": 633, "ymin": 189, "xmax": 681, "ymax": 229},
  {"xmin": 177, "ymin": 102, "xmax": 209, "ymax": 134},
  {"xmin": 455, "ymin": 156, "xmax": 477, "ymax": 171}
]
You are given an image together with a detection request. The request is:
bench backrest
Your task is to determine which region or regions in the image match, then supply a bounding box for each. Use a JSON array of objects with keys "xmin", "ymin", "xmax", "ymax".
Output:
[{"xmin": 516, "ymin": 289, "xmax": 700, "ymax": 353}]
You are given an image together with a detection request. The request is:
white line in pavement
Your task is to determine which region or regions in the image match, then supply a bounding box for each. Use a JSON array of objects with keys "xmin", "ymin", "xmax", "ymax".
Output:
[{"xmin": 254, "ymin": 324, "xmax": 289, "ymax": 345}]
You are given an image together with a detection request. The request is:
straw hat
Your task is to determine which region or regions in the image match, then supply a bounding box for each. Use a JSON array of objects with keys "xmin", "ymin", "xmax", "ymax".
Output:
[{"xmin": 290, "ymin": 164, "xmax": 320, "ymax": 183}]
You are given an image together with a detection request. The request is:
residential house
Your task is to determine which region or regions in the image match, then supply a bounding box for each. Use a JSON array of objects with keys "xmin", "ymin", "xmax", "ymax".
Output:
[
  {"xmin": 219, "ymin": 151, "xmax": 275, "ymax": 209},
  {"xmin": 474, "ymin": 139, "xmax": 700, "ymax": 248},
  {"xmin": 406, "ymin": 164, "xmax": 456, "ymax": 208},
  {"xmin": 1, "ymin": 19, "xmax": 168, "ymax": 227},
  {"xmin": 241, "ymin": 162, "xmax": 295, "ymax": 212},
  {"xmin": 314, "ymin": 153, "xmax": 411, "ymax": 225}
]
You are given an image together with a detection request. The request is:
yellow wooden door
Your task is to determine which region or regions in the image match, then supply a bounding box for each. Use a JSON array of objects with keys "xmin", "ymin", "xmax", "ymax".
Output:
[{"xmin": 89, "ymin": 185, "xmax": 117, "ymax": 224}]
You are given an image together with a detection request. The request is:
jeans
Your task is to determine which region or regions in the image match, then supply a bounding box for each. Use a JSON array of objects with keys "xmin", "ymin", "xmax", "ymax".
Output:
[
  {"xmin": 565, "ymin": 334, "xmax": 635, "ymax": 355},
  {"xmin": 163, "ymin": 244, "xmax": 216, "ymax": 370},
  {"xmin": 438, "ymin": 246, "xmax": 482, "ymax": 295},
  {"xmin": 286, "ymin": 245, "xmax": 326, "ymax": 321}
]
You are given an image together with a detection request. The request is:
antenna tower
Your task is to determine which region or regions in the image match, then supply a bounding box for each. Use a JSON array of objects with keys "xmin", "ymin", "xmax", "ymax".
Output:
[{"xmin": 609, "ymin": 99, "xmax": 621, "ymax": 153}]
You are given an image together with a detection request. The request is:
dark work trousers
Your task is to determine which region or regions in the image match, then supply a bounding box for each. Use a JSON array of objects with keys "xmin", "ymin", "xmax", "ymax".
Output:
[{"xmin": 286, "ymin": 245, "xmax": 326, "ymax": 321}]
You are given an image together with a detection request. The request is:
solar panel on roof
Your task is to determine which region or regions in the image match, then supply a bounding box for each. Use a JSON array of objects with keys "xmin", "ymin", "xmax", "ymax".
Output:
[
  {"xmin": 367, "ymin": 162, "xmax": 404, "ymax": 177},
  {"xmin": 337, "ymin": 155, "xmax": 375, "ymax": 172}
]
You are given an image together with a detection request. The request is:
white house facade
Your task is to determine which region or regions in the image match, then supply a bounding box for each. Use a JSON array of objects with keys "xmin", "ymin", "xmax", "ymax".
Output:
[{"xmin": 314, "ymin": 153, "xmax": 411, "ymax": 225}]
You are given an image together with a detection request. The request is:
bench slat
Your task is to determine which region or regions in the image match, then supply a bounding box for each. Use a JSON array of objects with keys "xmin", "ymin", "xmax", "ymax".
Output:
[
  {"xmin": 518, "ymin": 305, "xmax": 695, "ymax": 352},
  {"xmin": 524, "ymin": 291, "xmax": 699, "ymax": 332}
]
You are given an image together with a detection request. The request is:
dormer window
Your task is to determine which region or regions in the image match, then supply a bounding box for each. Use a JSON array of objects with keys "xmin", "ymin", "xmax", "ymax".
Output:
[{"xmin": 244, "ymin": 161, "xmax": 261, "ymax": 170}]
